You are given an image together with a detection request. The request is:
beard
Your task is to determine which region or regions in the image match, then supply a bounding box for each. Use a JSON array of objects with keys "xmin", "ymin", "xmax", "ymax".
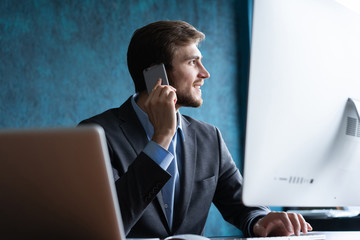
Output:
[{"xmin": 175, "ymin": 88, "xmax": 203, "ymax": 108}]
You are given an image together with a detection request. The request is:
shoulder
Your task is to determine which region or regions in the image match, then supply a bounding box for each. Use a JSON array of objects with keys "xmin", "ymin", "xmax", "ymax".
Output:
[
  {"xmin": 81, "ymin": 108, "xmax": 117, "ymax": 125},
  {"xmin": 182, "ymin": 114, "xmax": 215, "ymax": 128},
  {"xmin": 78, "ymin": 96, "xmax": 134, "ymax": 129},
  {"xmin": 181, "ymin": 114, "xmax": 220, "ymax": 136}
]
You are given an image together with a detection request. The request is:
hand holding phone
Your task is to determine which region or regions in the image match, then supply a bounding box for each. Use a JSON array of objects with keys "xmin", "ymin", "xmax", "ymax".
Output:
[
  {"xmin": 142, "ymin": 63, "xmax": 177, "ymax": 149},
  {"xmin": 143, "ymin": 63, "xmax": 169, "ymax": 94}
]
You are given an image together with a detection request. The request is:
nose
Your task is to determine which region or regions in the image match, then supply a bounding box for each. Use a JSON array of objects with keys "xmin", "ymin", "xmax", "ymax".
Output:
[{"xmin": 199, "ymin": 63, "xmax": 210, "ymax": 79}]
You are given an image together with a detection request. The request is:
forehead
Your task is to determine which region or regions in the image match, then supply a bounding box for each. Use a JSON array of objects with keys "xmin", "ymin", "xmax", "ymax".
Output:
[{"xmin": 173, "ymin": 43, "xmax": 202, "ymax": 61}]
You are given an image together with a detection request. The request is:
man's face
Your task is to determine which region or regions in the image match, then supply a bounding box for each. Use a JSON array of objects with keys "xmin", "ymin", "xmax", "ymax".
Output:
[{"xmin": 167, "ymin": 43, "xmax": 210, "ymax": 108}]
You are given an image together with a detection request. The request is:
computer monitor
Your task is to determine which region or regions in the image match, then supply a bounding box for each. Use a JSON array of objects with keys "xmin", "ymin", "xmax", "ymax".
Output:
[{"xmin": 242, "ymin": 0, "xmax": 360, "ymax": 207}]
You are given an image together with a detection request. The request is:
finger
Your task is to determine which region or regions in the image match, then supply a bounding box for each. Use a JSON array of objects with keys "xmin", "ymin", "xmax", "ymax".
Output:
[
  {"xmin": 297, "ymin": 214, "xmax": 309, "ymax": 234},
  {"xmin": 154, "ymin": 77, "xmax": 177, "ymax": 92},
  {"xmin": 159, "ymin": 84, "xmax": 172, "ymax": 95},
  {"xmin": 150, "ymin": 86, "xmax": 176, "ymax": 108},
  {"xmin": 153, "ymin": 78, "xmax": 177, "ymax": 92},
  {"xmin": 254, "ymin": 213, "xmax": 291, "ymax": 237},
  {"xmin": 288, "ymin": 213, "xmax": 301, "ymax": 236},
  {"xmin": 146, "ymin": 79, "xmax": 161, "ymax": 105},
  {"xmin": 159, "ymin": 85, "xmax": 177, "ymax": 99},
  {"xmin": 285, "ymin": 213, "xmax": 295, "ymax": 234},
  {"xmin": 154, "ymin": 78, "xmax": 162, "ymax": 88},
  {"xmin": 166, "ymin": 90, "xmax": 177, "ymax": 105},
  {"xmin": 167, "ymin": 85, "xmax": 177, "ymax": 92},
  {"xmin": 173, "ymin": 91, "xmax": 177, "ymax": 104},
  {"xmin": 158, "ymin": 83, "xmax": 177, "ymax": 94},
  {"xmin": 269, "ymin": 212, "xmax": 293, "ymax": 234},
  {"xmin": 153, "ymin": 82, "xmax": 177, "ymax": 96},
  {"xmin": 150, "ymin": 79, "xmax": 163, "ymax": 97},
  {"xmin": 307, "ymin": 222, "xmax": 313, "ymax": 231},
  {"xmin": 146, "ymin": 88, "xmax": 175, "ymax": 113}
]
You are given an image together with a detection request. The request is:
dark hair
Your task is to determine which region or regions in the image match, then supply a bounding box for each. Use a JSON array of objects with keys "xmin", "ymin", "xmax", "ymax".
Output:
[{"xmin": 127, "ymin": 20, "xmax": 205, "ymax": 92}]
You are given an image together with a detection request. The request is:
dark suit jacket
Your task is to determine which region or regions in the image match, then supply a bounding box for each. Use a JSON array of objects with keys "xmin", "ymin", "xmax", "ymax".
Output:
[{"xmin": 79, "ymin": 96, "xmax": 269, "ymax": 238}]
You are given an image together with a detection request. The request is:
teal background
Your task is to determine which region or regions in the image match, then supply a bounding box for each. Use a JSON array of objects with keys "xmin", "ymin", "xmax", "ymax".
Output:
[{"xmin": 0, "ymin": 0, "xmax": 253, "ymax": 237}]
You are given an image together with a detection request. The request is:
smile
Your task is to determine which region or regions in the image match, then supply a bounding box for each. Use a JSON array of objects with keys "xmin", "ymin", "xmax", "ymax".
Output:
[{"xmin": 193, "ymin": 81, "xmax": 204, "ymax": 89}]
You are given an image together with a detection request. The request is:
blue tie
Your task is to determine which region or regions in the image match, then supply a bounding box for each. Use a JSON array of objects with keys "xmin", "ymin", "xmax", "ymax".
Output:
[{"xmin": 162, "ymin": 132, "xmax": 179, "ymax": 230}]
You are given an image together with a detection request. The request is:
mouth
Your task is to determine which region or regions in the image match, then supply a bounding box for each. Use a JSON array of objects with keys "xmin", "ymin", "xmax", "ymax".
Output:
[{"xmin": 193, "ymin": 81, "xmax": 204, "ymax": 90}]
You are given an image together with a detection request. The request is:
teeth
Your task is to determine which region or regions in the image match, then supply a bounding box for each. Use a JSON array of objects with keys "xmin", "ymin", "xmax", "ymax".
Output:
[{"xmin": 194, "ymin": 86, "xmax": 200, "ymax": 89}]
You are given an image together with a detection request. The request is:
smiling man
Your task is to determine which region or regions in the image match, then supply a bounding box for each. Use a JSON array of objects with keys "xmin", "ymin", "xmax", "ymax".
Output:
[{"xmin": 79, "ymin": 21, "xmax": 312, "ymax": 238}]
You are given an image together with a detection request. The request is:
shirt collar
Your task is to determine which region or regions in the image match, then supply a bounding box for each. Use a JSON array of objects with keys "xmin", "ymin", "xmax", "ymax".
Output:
[{"xmin": 130, "ymin": 93, "xmax": 184, "ymax": 142}]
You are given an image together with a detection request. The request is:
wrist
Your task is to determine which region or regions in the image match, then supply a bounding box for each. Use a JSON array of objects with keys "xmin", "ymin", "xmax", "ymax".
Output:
[{"xmin": 151, "ymin": 132, "xmax": 174, "ymax": 150}]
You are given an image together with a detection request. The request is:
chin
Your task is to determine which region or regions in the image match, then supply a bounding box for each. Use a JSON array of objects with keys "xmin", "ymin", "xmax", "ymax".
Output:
[
  {"xmin": 177, "ymin": 98, "xmax": 203, "ymax": 108},
  {"xmin": 176, "ymin": 90, "xmax": 203, "ymax": 108},
  {"xmin": 190, "ymin": 99, "xmax": 203, "ymax": 108},
  {"xmin": 195, "ymin": 99, "xmax": 203, "ymax": 107}
]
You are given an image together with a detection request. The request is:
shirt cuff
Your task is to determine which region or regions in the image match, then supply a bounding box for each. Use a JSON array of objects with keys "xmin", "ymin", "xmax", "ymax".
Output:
[{"xmin": 143, "ymin": 141, "xmax": 174, "ymax": 170}]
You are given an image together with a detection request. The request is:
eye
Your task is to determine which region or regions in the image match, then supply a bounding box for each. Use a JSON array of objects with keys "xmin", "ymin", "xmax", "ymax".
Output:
[{"xmin": 189, "ymin": 59, "xmax": 196, "ymax": 65}]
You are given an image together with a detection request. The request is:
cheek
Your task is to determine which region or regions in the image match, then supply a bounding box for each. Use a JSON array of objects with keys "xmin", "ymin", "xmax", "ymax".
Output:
[
  {"xmin": 168, "ymin": 71, "xmax": 184, "ymax": 87},
  {"xmin": 168, "ymin": 68, "xmax": 194, "ymax": 88},
  {"xmin": 168, "ymin": 74, "xmax": 178, "ymax": 88}
]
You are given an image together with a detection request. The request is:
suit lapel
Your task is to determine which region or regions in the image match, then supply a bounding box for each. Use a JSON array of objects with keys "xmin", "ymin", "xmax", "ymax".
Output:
[
  {"xmin": 117, "ymin": 97, "xmax": 149, "ymax": 156},
  {"xmin": 173, "ymin": 116, "xmax": 197, "ymax": 232}
]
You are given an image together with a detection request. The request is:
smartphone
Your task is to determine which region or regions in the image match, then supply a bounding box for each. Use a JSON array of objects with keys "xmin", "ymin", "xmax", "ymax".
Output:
[{"xmin": 143, "ymin": 63, "xmax": 169, "ymax": 94}]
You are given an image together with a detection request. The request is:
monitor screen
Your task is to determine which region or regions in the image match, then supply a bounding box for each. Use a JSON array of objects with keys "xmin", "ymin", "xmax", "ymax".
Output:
[{"xmin": 242, "ymin": 0, "xmax": 360, "ymax": 207}]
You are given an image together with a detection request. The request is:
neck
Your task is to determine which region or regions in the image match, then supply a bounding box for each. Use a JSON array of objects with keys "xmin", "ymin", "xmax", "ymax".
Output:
[{"xmin": 135, "ymin": 91, "xmax": 148, "ymax": 112}]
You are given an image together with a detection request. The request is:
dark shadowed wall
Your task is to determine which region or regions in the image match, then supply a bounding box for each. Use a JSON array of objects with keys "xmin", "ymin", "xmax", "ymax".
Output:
[{"xmin": 0, "ymin": 0, "xmax": 252, "ymax": 237}]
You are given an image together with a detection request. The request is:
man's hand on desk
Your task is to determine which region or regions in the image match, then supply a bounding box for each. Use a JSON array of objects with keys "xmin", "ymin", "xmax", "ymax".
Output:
[{"xmin": 253, "ymin": 211, "xmax": 313, "ymax": 237}]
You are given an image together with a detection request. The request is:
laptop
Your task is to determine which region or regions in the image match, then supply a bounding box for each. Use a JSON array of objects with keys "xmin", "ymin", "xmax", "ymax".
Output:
[{"xmin": 0, "ymin": 125, "xmax": 126, "ymax": 240}]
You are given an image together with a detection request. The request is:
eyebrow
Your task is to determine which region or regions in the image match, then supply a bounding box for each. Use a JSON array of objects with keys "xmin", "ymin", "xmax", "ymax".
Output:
[{"xmin": 183, "ymin": 55, "xmax": 202, "ymax": 61}]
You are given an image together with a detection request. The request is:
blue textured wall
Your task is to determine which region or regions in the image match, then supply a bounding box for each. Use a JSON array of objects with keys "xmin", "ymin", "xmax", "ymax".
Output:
[{"xmin": 0, "ymin": 0, "xmax": 252, "ymax": 237}]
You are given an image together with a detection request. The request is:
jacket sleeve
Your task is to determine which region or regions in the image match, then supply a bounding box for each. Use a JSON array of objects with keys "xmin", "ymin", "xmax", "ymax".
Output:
[
  {"xmin": 114, "ymin": 151, "xmax": 171, "ymax": 234},
  {"xmin": 79, "ymin": 118, "xmax": 171, "ymax": 235},
  {"xmin": 212, "ymin": 127, "xmax": 270, "ymax": 237}
]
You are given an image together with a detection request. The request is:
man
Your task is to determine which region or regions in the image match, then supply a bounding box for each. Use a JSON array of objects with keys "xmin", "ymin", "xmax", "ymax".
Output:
[{"xmin": 79, "ymin": 21, "xmax": 312, "ymax": 238}]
